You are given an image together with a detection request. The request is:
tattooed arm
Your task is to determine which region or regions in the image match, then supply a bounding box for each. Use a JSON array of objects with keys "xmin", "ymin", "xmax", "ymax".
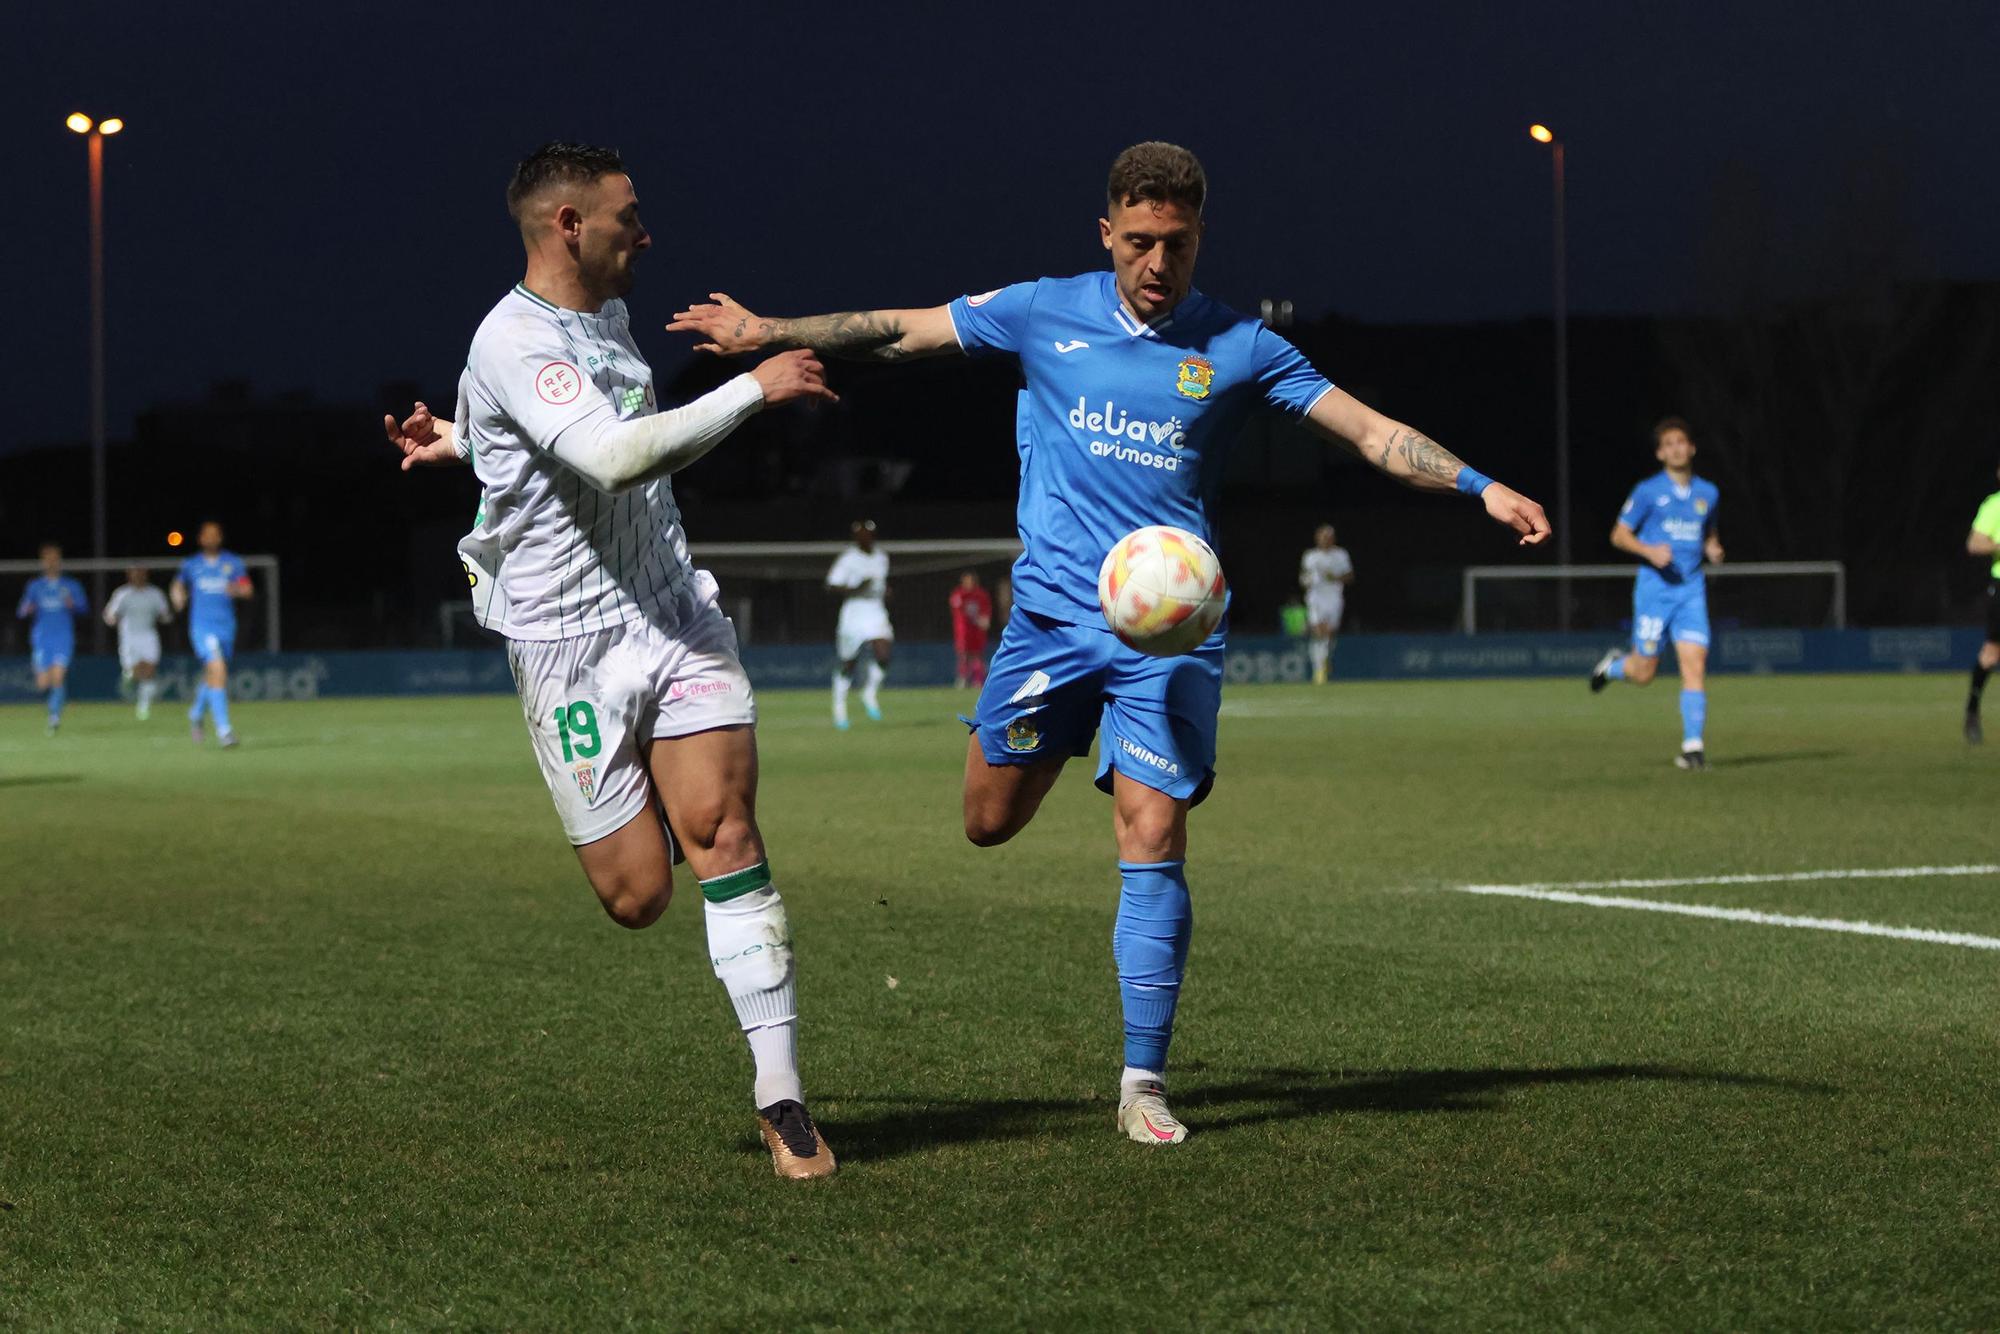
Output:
[
  {"xmin": 1304, "ymin": 388, "xmax": 1552, "ymax": 546},
  {"xmin": 668, "ymin": 293, "xmax": 961, "ymax": 362}
]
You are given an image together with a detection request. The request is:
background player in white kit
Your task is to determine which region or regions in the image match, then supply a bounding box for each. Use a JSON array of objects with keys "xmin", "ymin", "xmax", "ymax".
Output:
[
  {"xmin": 382, "ymin": 142, "xmax": 841, "ymax": 1179},
  {"xmin": 104, "ymin": 567, "xmax": 171, "ymax": 720},
  {"xmin": 826, "ymin": 519, "xmax": 892, "ymax": 728},
  {"xmin": 1298, "ymin": 525, "xmax": 1353, "ymax": 684}
]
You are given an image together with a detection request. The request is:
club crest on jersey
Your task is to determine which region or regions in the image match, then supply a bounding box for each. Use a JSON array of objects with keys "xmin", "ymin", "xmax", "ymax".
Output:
[
  {"xmin": 1175, "ymin": 355, "xmax": 1215, "ymax": 400},
  {"xmin": 1004, "ymin": 716, "xmax": 1042, "ymax": 753},
  {"xmin": 1694, "ymin": 498, "xmax": 1709, "ymax": 515},
  {"xmin": 572, "ymin": 761, "xmax": 597, "ymax": 804}
]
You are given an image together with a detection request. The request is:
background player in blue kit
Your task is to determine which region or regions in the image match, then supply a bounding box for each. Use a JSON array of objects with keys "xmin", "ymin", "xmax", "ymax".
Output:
[
  {"xmin": 171, "ymin": 520, "xmax": 254, "ymax": 748},
  {"xmin": 1590, "ymin": 417, "xmax": 1725, "ymax": 768},
  {"xmin": 671, "ymin": 142, "xmax": 1549, "ymax": 1145},
  {"xmin": 16, "ymin": 543, "xmax": 89, "ymax": 735}
]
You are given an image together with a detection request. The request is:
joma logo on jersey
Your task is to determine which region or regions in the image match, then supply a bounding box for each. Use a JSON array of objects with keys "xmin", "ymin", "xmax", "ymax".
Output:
[
  {"xmin": 1176, "ymin": 355, "xmax": 1215, "ymax": 400},
  {"xmin": 1117, "ymin": 735, "xmax": 1179, "ymax": 776}
]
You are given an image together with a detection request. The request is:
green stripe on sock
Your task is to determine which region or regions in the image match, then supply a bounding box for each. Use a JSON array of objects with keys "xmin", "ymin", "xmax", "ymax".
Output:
[{"xmin": 700, "ymin": 861, "xmax": 772, "ymax": 903}]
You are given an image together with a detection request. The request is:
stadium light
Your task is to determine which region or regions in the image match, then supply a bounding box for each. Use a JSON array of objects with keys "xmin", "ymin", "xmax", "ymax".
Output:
[
  {"xmin": 66, "ymin": 111, "xmax": 126, "ymax": 646},
  {"xmin": 166, "ymin": 531, "xmax": 184, "ymax": 548},
  {"xmin": 1529, "ymin": 120, "xmax": 1571, "ymax": 625}
]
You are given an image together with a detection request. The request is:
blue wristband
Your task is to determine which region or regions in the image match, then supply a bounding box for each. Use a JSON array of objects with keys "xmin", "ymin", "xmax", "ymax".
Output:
[{"xmin": 1455, "ymin": 466, "xmax": 1494, "ymax": 497}]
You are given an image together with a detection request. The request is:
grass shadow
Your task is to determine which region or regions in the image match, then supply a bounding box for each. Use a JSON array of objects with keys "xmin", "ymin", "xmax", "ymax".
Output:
[
  {"xmin": 774, "ymin": 1064, "xmax": 1835, "ymax": 1162},
  {"xmin": 1711, "ymin": 749, "xmax": 1849, "ymax": 769},
  {"xmin": 0, "ymin": 773, "xmax": 83, "ymax": 789}
]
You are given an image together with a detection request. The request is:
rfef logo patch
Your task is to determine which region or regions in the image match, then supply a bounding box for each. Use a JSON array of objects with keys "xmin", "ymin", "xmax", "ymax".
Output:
[
  {"xmin": 535, "ymin": 361, "xmax": 583, "ymax": 405},
  {"xmin": 1175, "ymin": 355, "xmax": 1215, "ymax": 400}
]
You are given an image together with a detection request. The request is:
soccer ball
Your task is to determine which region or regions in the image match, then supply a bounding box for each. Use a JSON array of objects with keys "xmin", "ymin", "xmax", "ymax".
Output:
[{"xmin": 1097, "ymin": 526, "xmax": 1227, "ymax": 656}]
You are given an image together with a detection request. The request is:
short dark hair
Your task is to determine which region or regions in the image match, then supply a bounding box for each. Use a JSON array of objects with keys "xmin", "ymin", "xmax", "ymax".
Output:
[
  {"xmin": 1106, "ymin": 142, "xmax": 1207, "ymax": 214},
  {"xmin": 1652, "ymin": 416, "xmax": 1695, "ymax": 445},
  {"xmin": 506, "ymin": 141, "xmax": 627, "ymax": 223},
  {"xmin": 38, "ymin": 541, "xmax": 60, "ymax": 555}
]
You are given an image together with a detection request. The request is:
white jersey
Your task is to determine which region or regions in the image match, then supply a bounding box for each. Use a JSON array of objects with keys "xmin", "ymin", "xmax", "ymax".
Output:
[
  {"xmin": 1300, "ymin": 547, "xmax": 1352, "ymax": 591},
  {"xmin": 105, "ymin": 583, "xmax": 169, "ymax": 646},
  {"xmin": 827, "ymin": 547, "xmax": 889, "ymax": 604},
  {"xmin": 455, "ymin": 285, "xmax": 693, "ymax": 641}
]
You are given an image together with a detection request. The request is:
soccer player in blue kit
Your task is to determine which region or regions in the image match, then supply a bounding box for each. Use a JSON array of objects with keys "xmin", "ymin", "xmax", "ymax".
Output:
[
  {"xmin": 16, "ymin": 543, "xmax": 88, "ymax": 734},
  {"xmin": 171, "ymin": 520, "xmax": 254, "ymax": 748},
  {"xmin": 1590, "ymin": 417, "xmax": 1725, "ymax": 768},
  {"xmin": 671, "ymin": 142, "xmax": 1550, "ymax": 1144}
]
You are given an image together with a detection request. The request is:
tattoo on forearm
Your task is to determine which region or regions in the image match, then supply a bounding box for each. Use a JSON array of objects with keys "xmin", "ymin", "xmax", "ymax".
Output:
[
  {"xmin": 1387, "ymin": 428, "xmax": 1466, "ymax": 486},
  {"xmin": 762, "ymin": 311, "xmax": 909, "ymax": 360}
]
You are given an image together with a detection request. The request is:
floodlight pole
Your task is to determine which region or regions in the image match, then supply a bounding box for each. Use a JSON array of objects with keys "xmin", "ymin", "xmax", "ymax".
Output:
[
  {"xmin": 1552, "ymin": 138, "xmax": 1572, "ymax": 631},
  {"xmin": 88, "ymin": 130, "xmax": 109, "ymax": 645}
]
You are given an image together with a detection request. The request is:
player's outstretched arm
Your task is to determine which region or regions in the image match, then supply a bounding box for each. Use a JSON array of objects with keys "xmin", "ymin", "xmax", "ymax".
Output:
[
  {"xmin": 383, "ymin": 402, "xmax": 463, "ymax": 470},
  {"xmin": 1305, "ymin": 389, "xmax": 1550, "ymax": 546},
  {"xmin": 1969, "ymin": 528, "xmax": 1998, "ymax": 557},
  {"xmin": 669, "ymin": 294, "xmax": 961, "ymax": 362},
  {"xmin": 169, "ymin": 579, "xmax": 187, "ymax": 613}
]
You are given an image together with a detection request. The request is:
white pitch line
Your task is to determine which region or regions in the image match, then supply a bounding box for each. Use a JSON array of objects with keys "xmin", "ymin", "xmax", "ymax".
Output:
[
  {"xmin": 1461, "ymin": 864, "xmax": 2000, "ymax": 894},
  {"xmin": 1454, "ymin": 877, "xmax": 2000, "ymax": 951}
]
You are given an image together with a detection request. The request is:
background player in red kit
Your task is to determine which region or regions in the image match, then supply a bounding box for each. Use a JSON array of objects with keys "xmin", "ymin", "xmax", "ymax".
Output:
[{"xmin": 949, "ymin": 570, "xmax": 994, "ymax": 688}]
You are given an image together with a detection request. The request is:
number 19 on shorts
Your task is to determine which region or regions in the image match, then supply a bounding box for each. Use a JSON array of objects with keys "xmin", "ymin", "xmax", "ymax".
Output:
[{"xmin": 553, "ymin": 700, "xmax": 602, "ymax": 762}]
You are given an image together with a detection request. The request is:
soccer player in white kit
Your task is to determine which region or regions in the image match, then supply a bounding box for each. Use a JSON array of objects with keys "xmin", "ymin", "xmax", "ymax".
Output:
[
  {"xmin": 825, "ymin": 520, "xmax": 892, "ymax": 728},
  {"xmin": 1298, "ymin": 525, "xmax": 1353, "ymax": 684},
  {"xmin": 104, "ymin": 567, "xmax": 171, "ymax": 720},
  {"xmin": 382, "ymin": 142, "xmax": 841, "ymax": 1179}
]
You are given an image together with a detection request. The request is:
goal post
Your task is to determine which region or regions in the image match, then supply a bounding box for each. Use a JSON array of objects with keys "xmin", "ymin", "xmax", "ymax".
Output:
[
  {"xmin": 0, "ymin": 554, "xmax": 282, "ymax": 652},
  {"xmin": 1460, "ymin": 561, "xmax": 1846, "ymax": 635}
]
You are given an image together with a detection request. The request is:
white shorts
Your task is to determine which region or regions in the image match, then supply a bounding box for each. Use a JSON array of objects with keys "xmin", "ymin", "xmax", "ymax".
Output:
[
  {"xmin": 508, "ymin": 599, "xmax": 757, "ymax": 846},
  {"xmin": 1306, "ymin": 589, "xmax": 1345, "ymax": 632},
  {"xmin": 836, "ymin": 600, "xmax": 893, "ymax": 662},
  {"xmin": 119, "ymin": 633, "xmax": 162, "ymax": 671}
]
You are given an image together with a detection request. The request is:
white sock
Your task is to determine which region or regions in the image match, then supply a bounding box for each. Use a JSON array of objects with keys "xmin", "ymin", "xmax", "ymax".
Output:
[
  {"xmin": 136, "ymin": 680, "xmax": 155, "ymax": 709},
  {"xmin": 1308, "ymin": 639, "xmax": 1329, "ymax": 674},
  {"xmin": 1121, "ymin": 1065, "xmax": 1166, "ymax": 1094},
  {"xmin": 831, "ymin": 669, "xmax": 850, "ymax": 724},
  {"xmin": 860, "ymin": 659, "xmax": 884, "ymax": 708},
  {"xmin": 701, "ymin": 866, "xmax": 804, "ymax": 1108}
]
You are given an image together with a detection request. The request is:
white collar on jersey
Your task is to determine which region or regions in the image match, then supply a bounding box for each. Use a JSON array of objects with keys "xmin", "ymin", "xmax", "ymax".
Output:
[{"xmin": 1105, "ymin": 275, "xmax": 1182, "ymax": 340}]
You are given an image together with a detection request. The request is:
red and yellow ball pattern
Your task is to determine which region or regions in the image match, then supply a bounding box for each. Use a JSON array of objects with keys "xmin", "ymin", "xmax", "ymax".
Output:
[{"xmin": 1096, "ymin": 525, "xmax": 1227, "ymax": 656}]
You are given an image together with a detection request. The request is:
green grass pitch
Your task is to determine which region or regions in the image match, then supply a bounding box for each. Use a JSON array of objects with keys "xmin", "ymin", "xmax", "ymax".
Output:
[{"xmin": 2, "ymin": 675, "xmax": 1995, "ymax": 1329}]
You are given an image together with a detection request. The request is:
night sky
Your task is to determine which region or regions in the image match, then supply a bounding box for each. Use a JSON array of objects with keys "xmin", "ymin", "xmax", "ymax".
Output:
[{"xmin": 8, "ymin": 0, "xmax": 1997, "ymax": 450}]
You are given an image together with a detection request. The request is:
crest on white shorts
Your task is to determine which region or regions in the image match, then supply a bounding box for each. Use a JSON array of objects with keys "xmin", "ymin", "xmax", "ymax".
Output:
[{"xmin": 572, "ymin": 761, "xmax": 597, "ymax": 804}]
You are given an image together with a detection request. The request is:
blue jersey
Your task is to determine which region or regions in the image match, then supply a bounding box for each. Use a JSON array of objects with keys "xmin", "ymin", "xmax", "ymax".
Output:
[
  {"xmin": 178, "ymin": 551, "xmax": 248, "ymax": 632},
  {"xmin": 1618, "ymin": 471, "xmax": 1719, "ymax": 590},
  {"xmin": 949, "ymin": 272, "xmax": 1334, "ymax": 624},
  {"xmin": 18, "ymin": 575, "xmax": 88, "ymax": 648}
]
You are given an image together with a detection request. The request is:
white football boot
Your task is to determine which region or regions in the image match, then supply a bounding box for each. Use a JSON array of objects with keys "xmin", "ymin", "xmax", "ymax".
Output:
[{"xmin": 1117, "ymin": 1079, "xmax": 1189, "ymax": 1146}]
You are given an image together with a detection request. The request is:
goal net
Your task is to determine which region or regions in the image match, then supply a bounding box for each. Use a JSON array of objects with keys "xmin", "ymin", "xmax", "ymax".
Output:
[
  {"xmin": 439, "ymin": 538, "xmax": 1027, "ymax": 648},
  {"xmin": 692, "ymin": 539, "xmax": 1022, "ymax": 645},
  {"xmin": 0, "ymin": 553, "xmax": 282, "ymax": 654},
  {"xmin": 1460, "ymin": 561, "xmax": 1846, "ymax": 635}
]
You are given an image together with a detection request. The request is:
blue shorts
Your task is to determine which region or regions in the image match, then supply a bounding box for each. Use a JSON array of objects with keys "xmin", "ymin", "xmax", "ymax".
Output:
[
  {"xmin": 193, "ymin": 626, "xmax": 235, "ymax": 664},
  {"xmin": 966, "ymin": 610, "xmax": 1223, "ymax": 803},
  {"xmin": 1632, "ymin": 580, "xmax": 1709, "ymax": 657},
  {"xmin": 31, "ymin": 643, "xmax": 71, "ymax": 673}
]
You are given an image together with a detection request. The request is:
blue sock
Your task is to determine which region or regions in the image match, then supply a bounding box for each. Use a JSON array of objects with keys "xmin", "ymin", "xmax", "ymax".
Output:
[
  {"xmin": 1113, "ymin": 860, "xmax": 1193, "ymax": 1072},
  {"xmin": 1607, "ymin": 656, "xmax": 1626, "ymax": 681},
  {"xmin": 210, "ymin": 684, "xmax": 233, "ymax": 735},
  {"xmin": 1681, "ymin": 688, "xmax": 1706, "ymax": 746},
  {"xmin": 48, "ymin": 683, "xmax": 66, "ymax": 722},
  {"xmin": 189, "ymin": 687, "xmax": 208, "ymax": 723}
]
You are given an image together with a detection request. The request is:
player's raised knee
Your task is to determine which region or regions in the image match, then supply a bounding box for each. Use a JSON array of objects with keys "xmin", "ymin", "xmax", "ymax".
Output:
[
  {"xmin": 601, "ymin": 876, "xmax": 672, "ymax": 929},
  {"xmin": 1627, "ymin": 656, "xmax": 1659, "ymax": 685}
]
